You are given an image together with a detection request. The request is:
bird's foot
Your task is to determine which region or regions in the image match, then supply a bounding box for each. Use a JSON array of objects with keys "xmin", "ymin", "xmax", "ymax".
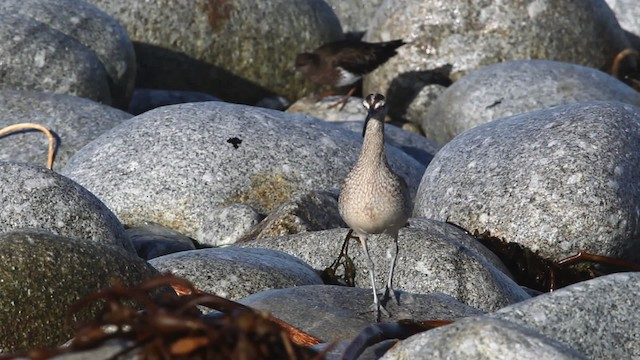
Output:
[
  {"xmin": 368, "ymin": 301, "xmax": 390, "ymax": 322},
  {"xmin": 382, "ymin": 286, "xmax": 400, "ymax": 306}
]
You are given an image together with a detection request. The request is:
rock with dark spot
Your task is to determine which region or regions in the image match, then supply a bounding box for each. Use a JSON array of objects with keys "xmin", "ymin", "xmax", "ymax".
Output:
[
  {"xmin": 422, "ymin": 60, "xmax": 640, "ymax": 144},
  {"xmin": 415, "ymin": 101, "xmax": 640, "ymax": 263},
  {"xmin": 85, "ymin": 0, "xmax": 343, "ymax": 103},
  {"xmin": 0, "ymin": 12, "xmax": 111, "ymax": 104},
  {"xmin": 61, "ymin": 102, "xmax": 425, "ymax": 243},
  {"xmin": 0, "ymin": 230, "xmax": 158, "ymax": 352},
  {"xmin": 0, "ymin": 162, "xmax": 134, "ymax": 252},
  {"xmin": 0, "ymin": 90, "xmax": 131, "ymax": 171}
]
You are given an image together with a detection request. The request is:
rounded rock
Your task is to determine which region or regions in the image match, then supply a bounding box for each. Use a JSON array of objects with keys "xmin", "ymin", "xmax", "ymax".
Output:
[{"xmin": 415, "ymin": 101, "xmax": 640, "ymax": 262}]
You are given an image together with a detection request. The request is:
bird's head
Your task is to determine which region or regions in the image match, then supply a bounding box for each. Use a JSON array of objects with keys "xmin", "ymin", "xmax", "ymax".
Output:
[
  {"xmin": 362, "ymin": 93, "xmax": 387, "ymax": 137},
  {"xmin": 294, "ymin": 53, "xmax": 320, "ymax": 75}
]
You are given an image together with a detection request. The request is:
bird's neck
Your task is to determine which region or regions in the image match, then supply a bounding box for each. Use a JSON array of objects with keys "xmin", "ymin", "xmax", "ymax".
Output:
[{"xmin": 359, "ymin": 120, "xmax": 386, "ymax": 165}]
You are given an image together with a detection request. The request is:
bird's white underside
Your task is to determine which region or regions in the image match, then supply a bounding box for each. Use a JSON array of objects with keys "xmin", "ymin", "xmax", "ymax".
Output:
[{"xmin": 335, "ymin": 67, "xmax": 361, "ymax": 87}]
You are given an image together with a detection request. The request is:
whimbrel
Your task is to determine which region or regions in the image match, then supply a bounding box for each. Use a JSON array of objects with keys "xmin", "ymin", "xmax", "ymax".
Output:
[
  {"xmin": 295, "ymin": 39, "xmax": 405, "ymax": 109},
  {"xmin": 338, "ymin": 93, "xmax": 412, "ymax": 322}
]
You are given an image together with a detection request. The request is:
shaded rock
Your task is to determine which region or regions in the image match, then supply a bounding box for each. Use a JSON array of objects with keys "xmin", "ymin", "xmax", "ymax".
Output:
[
  {"xmin": 382, "ymin": 317, "xmax": 587, "ymax": 360},
  {"xmin": 423, "ymin": 60, "xmax": 640, "ymax": 144},
  {"xmin": 605, "ymin": 0, "xmax": 640, "ymax": 50},
  {"xmin": 239, "ymin": 190, "xmax": 346, "ymax": 242},
  {"xmin": 241, "ymin": 227, "xmax": 529, "ymax": 312},
  {"xmin": 127, "ymin": 221, "xmax": 196, "ymax": 260},
  {"xmin": 0, "ymin": 231, "xmax": 158, "ymax": 352},
  {"xmin": 414, "ymin": 101, "xmax": 640, "ymax": 262},
  {"xmin": 86, "ymin": 0, "xmax": 342, "ymax": 104},
  {"xmin": 148, "ymin": 247, "xmax": 323, "ymax": 301},
  {"xmin": 51, "ymin": 339, "xmax": 138, "ymax": 360},
  {"xmin": 491, "ymin": 272, "xmax": 640, "ymax": 359},
  {"xmin": 127, "ymin": 89, "xmax": 221, "ymax": 115},
  {"xmin": 0, "ymin": 162, "xmax": 134, "ymax": 252},
  {"xmin": 363, "ymin": 0, "xmax": 631, "ymax": 126},
  {"xmin": 0, "ymin": 90, "xmax": 132, "ymax": 170},
  {"xmin": 61, "ymin": 101, "xmax": 425, "ymax": 242},
  {"xmin": 0, "ymin": 0, "xmax": 136, "ymax": 108},
  {"xmin": 197, "ymin": 204, "xmax": 264, "ymax": 247},
  {"xmin": 235, "ymin": 285, "xmax": 483, "ymax": 341},
  {"xmin": 0, "ymin": 12, "xmax": 111, "ymax": 104}
]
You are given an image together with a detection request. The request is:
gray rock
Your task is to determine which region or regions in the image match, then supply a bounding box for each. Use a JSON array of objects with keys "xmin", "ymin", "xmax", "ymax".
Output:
[
  {"xmin": 51, "ymin": 339, "xmax": 138, "ymax": 360},
  {"xmin": 241, "ymin": 227, "xmax": 529, "ymax": 312},
  {"xmin": 0, "ymin": 0, "xmax": 136, "ymax": 109},
  {"xmin": 423, "ymin": 60, "xmax": 640, "ymax": 144},
  {"xmin": 0, "ymin": 90, "xmax": 131, "ymax": 171},
  {"xmin": 363, "ymin": 0, "xmax": 631, "ymax": 126},
  {"xmin": 239, "ymin": 190, "xmax": 346, "ymax": 242},
  {"xmin": 86, "ymin": 0, "xmax": 342, "ymax": 103},
  {"xmin": 324, "ymin": 0, "xmax": 384, "ymax": 34},
  {"xmin": 414, "ymin": 101, "xmax": 640, "ymax": 262},
  {"xmin": 127, "ymin": 88, "xmax": 221, "ymax": 115},
  {"xmin": 148, "ymin": 247, "xmax": 323, "ymax": 301},
  {"xmin": 382, "ymin": 317, "xmax": 588, "ymax": 360},
  {"xmin": 0, "ymin": 13, "xmax": 111, "ymax": 104},
  {"xmin": 197, "ymin": 203, "xmax": 264, "ymax": 247},
  {"xmin": 61, "ymin": 101, "xmax": 425, "ymax": 242},
  {"xmin": 0, "ymin": 230, "xmax": 158, "ymax": 352},
  {"xmin": 605, "ymin": 0, "xmax": 640, "ymax": 37},
  {"xmin": 491, "ymin": 272, "xmax": 640, "ymax": 359},
  {"xmin": 287, "ymin": 95, "xmax": 365, "ymax": 122},
  {"xmin": 0, "ymin": 162, "xmax": 134, "ymax": 252},
  {"xmin": 236, "ymin": 285, "xmax": 483, "ymax": 341},
  {"xmin": 127, "ymin": 221, "xmax": 196, "ymax": 260}
]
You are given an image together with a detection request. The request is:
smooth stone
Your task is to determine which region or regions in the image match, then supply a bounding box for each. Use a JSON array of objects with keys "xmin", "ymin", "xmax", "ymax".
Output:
[
  {"xmin": 0, "ymin": 90, "xmax": 131, "ymax": 170},
  {"xmin": 414, "ymin": 101, "xmax": 640, "ymax": 262},
  {"xmin": 287, "ymin": 96, "xmax": 366, "ymax": 122},
  {"xmin": 86, "ymin": 0, "xmax": 342, "ymax": 103},
  {"xmin": 0, "ymin": 162, "xmax": 134, "ymax": 252},
  {"xmin": 238, "ymin": 190, "xmax": 346, "ymax": 242},
  {"xmin": 148, "ymin": 247, "xmax": 323, "ymax": 301},
  {"xmin": 127, "ymin": 221, "xmax": 196, "ymax": 260},
  {"xmin": 49, "ymin": 339, "xmax": 138, "ymax": 360},
  {"xmin": 363, "ymin": 0, "xmax": 630, "ymax": 126},
  {"xmin": 0, "ymin": 13, "xmax": 111, "ymax": 104},
  {"xmin": 61, "ymin": 101, "xmax": 426, "ymax": 242},
  {"xmin": 0, "ymin": 0, "xmax": 136, "ymax": 108},
  {"xmin": 423, "ymin": 60, "xmax": 640, "ymax": 144},
  {"xmin": 236, "ymin": 285, "xmax": 483, "ymax": 341},
  {"xmin": 323, "ymin": 0, "xmax": 384, "ymax": 34},
  {"xmin": 127, "ymin": 88, "xmax": 221, "ymax": 115},
  {"xmin": 241, "ymin": 227, "xmax": 529, "ymax": 312},
  {"xmin": 382, "ymin": 317, "xmax": 588, "ymax": 360},
  {"xmin": 196, "ymin": 204, "xmax": 264, "ymax": 247},
  {"xmin": 490, "ymin": 273, "xmax": 640, "ymax": 359},
  {"xmin": 0, "ymin": 231, "xmax": 159, "ymax": 352}
]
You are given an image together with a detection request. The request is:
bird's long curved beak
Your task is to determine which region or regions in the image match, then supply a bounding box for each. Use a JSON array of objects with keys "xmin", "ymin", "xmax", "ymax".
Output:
[{"xmin": 362, "ymin": 111, "xmax": 373, "ymax": 137}]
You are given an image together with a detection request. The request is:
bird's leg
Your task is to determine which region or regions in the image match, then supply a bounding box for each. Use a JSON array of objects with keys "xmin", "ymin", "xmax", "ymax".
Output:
[
  {"xmin": 327, "ymin": 87, "xmax": 357, "ymax": 111},
  {"xmin": 383, "ymin": 235, "xmax": 400, "ymax": 305},
  {"xmin": 360, "ymin": 235, "xmax": 388, "ymax": 322}
]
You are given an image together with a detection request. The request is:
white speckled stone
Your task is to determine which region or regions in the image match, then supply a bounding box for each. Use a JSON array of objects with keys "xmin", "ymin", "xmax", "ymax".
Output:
[
  {"xmin": 423, "ymin": 60, "xmax": 640, "ymax": 144},
  {"xmin": 0, "ymin": 90, "xmax": 131, "ymax": 171},
  {"xmin": 241, "ymin": 227, "xmax": 529, "ymax": 312},
  {"xmin": 605, "ymin": 0, "xmax": 640, "ymax": 47},
  {"xmin": 85, "ymin": 0, "xmax": 342, "ymax": 103},
  {"xmin": 490, "ymin": 272, "xmax": 640, "ymax": 359},
  {"xmin": 364, "ymin": 0, "xmax": 631, "ymax": 126},
  {"xmin": 148, "ymin": 247, "xmax": 323, "ymax": 301},
  {"xmin": 0, "ymin": 162, "xmax": 134, "ymax": 252},
  {"xmin": 61, "ymin": 101, "xmax": 425, "ymax": 242},
  {"xmin": 382, "ymin": 317, "xmax": 587, "ymax": 360},
  {"xmin": 414, "ymin": 101, "xmax": 640, "ymax": 262},
  {"xmin": 323, "ymin": 0, "xmax": 384, "ymax": 34},
  {"xmin": 0, "ymin": 0, "xmax": 136, "ymax": 108},
  {"xmin": 0, "ymin": 13, "xmax": 111, "ymax": 104}
]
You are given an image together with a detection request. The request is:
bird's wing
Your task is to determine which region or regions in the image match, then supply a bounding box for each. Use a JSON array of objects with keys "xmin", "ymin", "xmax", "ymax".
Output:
[{"xmin": 333, "ymin": 40, "xmax": 405, "ymax": 75}]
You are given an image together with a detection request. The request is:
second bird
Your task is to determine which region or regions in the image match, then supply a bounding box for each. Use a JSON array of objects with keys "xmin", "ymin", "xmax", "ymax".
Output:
[{"xmin": 294, "ymin": 39, "xmax": 405, "ymax": 99}]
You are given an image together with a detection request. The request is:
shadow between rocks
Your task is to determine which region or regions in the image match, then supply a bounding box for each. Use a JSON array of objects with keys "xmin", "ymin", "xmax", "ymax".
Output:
[{"xmin": 133, "ymin": 42, "xmax": 278, "ymax": 105}]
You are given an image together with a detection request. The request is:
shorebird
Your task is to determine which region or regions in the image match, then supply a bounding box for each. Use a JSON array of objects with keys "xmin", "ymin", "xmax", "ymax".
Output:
[
  {"xmin": 294, "ymin": 39, "xmax": 405, "ymax": 109},
  {"xmin": 338, "ymin": 93, "xmax": 412, "ymax": 322}
]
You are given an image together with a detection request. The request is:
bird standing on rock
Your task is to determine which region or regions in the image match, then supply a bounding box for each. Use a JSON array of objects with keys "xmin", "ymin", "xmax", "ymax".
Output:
[
  {"xmin": 338, "ymin": 93, "xmax": 412, "ymax": 322},
  {"xmin": 294, "ymin": 39, "xmax": 405, "ymax": 109}
]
